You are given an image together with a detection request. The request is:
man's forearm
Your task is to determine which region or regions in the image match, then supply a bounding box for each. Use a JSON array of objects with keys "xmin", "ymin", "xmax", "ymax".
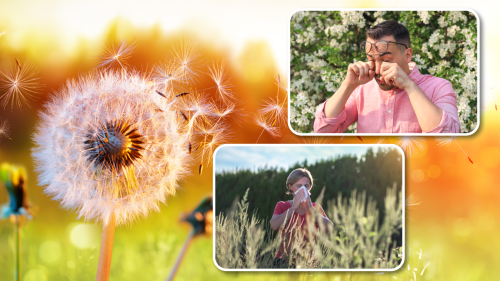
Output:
[
  {"xmin": 405, "ymin": 82, "xmax": 443, "ymax": 132},
  {"xmin": 324, "ymin": 81, "xmax": 357, "ymax": 118}
]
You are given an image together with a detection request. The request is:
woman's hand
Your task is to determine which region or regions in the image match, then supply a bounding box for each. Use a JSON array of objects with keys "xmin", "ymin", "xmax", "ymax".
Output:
[
  {"xmin": 306, "ymin": 196, "xmax": 314, "ymax": 210},
  {"xmin": 291, "ymin": 188, "xmax": 307, "ymax": 211}
]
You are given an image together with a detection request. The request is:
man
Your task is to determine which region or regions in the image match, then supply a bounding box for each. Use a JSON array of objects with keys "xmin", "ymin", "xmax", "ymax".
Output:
[{"xmin": 314, "ymin": 20, "xmax": 461, "ymax": 133}]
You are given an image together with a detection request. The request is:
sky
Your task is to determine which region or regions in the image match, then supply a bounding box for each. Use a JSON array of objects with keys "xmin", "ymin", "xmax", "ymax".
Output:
[{"xmin": 214, "ymin": 144, "xmax": 397, "ymax": 173}]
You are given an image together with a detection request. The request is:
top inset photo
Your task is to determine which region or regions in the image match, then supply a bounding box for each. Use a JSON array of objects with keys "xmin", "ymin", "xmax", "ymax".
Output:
[{"xmin": 289, "ymin": 10, "xmax": 479, "ymax": 135}]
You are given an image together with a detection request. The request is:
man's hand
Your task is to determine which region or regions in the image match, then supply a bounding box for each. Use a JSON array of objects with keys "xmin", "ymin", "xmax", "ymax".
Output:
[
  {"xmin": 380, "ymin": 62, "xmax": 414, "ymax": 90},
  {"xmin": 346, "ymin": 61, "xmax": 376, "ymax": 87}
]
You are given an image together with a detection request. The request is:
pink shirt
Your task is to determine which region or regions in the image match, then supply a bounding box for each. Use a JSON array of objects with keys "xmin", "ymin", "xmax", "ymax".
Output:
[
  {"xmin": 273, "ymin": 201, "xmax": 328, "ymax": 259},
  {"xmin": 313, "ymin": 63, "xmax": 461, "ymax": 133}
]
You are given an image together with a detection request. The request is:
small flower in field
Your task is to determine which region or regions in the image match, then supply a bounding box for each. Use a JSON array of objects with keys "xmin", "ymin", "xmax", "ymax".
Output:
[
  {"xmin": 0, "ymin": 61, "xmax": 43, "ymax": 109},
  {"xmin": 0, "ymin": 163, "xmax": 32, "ymax": 220},
  {"xmin": 181, "ymin": 196, "xmax": 213, "ymax": 235},
  {"xmin": 32, "ymin": 70, "xmax": 193, "ymax": 226}
]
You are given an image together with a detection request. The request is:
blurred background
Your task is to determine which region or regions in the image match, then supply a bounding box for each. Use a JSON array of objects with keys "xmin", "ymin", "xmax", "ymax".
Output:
[{"xmin": 0, "ymin": 0, "xmax": 500, "ymax": 280}]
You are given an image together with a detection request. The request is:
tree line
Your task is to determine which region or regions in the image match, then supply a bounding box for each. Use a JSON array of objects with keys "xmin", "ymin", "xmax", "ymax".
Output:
[{"xmin": 215, "ymin": 147, "xmax": 403, "ymax": 225}]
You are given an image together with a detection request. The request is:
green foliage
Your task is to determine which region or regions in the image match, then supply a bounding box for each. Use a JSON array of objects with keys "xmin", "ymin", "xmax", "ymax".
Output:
[
  {"xmin": 290, "ymin": 11, "xmax": 477, "ymax": 133},
  {"xmin": 215, "ymin": 185, "xmax": 402, "ymax": 269}
]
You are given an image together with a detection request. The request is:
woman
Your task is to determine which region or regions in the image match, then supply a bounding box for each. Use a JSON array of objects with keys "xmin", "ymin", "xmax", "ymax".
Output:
[{"xmin": 269, "ymin": 168, "xmax": 333, "ymax": 268}]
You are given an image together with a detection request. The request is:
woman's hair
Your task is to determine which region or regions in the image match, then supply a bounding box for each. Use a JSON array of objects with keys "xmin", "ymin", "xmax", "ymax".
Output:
[{"xmin": 285, "ymin": 168, "xmax": 313, "ymax": 195}]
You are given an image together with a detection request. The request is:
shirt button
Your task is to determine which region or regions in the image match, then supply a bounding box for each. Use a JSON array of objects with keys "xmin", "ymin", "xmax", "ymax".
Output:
[{"xmin": 388, "ymin": 110, "xmax": 392, "ymax": 113}]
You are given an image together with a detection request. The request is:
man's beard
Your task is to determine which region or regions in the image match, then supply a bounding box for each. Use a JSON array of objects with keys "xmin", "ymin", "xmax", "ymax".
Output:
[{"xmin": 375, "ymin": 74, "xmax": 397, "ymax": 91}]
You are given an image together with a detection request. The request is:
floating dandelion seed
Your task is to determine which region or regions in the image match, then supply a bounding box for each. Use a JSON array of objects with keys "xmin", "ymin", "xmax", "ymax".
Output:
[
  {"xmin": 405, "ymin": 193, "xmax": 421, "ymax": 209},
  {"xmin": 0, "ymin": 119, "xmax": 10, "ymax": 142},
  {"xmin": 254, "ymin": 75, "xmax": 287, "ymax": 142},
  {"xmin": 171, "ymin": 41, "xmax": 202, "ymax": 82},
  {"xmin": 208, "ymin": 60, "xmax": 234, "ymax": 101},
  {"xmin": 255, "ymin": 115, "xmax": 282, "ymax": 142},
  {"xmin": 396, "ymin": 137, "xmax": 425, "ymax": 158},
  {"xmin": 0, "ymin": 61, "xmax": 42, "ymax": 109},
  {"xmin": 436, "ymin": 137, "xmax": 473, "ymax": 164},
  {"xmin": 374, "ymin": 137, "xmax": 387, "ymax": 144},
  {"xmin": 97, "ymin": 40, "xmax": 136, "ymax": 70}
]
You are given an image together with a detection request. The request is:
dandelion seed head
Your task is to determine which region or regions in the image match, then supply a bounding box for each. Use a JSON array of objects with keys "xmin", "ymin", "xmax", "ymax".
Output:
[{"xmin": 32, "ymin": 70, "xmax": 192, "ymax": 226}]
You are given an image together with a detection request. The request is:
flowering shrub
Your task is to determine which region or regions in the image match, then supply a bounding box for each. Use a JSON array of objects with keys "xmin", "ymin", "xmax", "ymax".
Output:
[{"xmin": 290, "ymin": 11, "xmax": 477, "ymax": 133}]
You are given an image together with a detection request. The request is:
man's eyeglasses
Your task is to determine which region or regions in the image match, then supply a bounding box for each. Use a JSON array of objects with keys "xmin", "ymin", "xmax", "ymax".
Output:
[{"xmin": 360, "ymin": 40, "xmax": 408, "ymax": 54}]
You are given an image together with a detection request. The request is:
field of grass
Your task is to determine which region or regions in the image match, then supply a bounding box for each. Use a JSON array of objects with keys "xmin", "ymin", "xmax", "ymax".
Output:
[{"xmin": 215, "ymin": 185, "xmax": 403, "ymax": 270}]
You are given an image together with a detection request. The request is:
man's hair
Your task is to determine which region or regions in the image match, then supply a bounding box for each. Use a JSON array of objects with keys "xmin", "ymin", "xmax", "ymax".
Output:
[{"xmin": 366, "ymin": 20, "xmax": 411, "ymax": 50}]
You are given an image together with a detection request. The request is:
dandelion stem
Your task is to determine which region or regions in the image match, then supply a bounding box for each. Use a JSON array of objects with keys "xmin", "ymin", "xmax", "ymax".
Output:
[
  {"xmin": 96, "ymin": 213, "xmax": 116, "ymax": 281},
  {"xmin": 166, "ymin": 229, "xmax": 195, "ymax": 281},
  {"xmin": 15, "ymin": 216, "xmax": 20, "ymax": 281},
  {"xmin": 255, "ymin": 128, "xmax": 265, "ymax": 143}
]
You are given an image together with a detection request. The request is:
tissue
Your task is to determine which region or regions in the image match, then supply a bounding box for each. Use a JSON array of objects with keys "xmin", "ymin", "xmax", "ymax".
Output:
[{"xmin": 294, "ymin": 186, "xmax": 311, "ymax": 203}]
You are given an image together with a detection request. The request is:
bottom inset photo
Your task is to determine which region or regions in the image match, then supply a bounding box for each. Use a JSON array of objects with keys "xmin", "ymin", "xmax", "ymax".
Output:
[{"xmin": 213, "ymin": 144, "xmax": 404, "ymax": 271}]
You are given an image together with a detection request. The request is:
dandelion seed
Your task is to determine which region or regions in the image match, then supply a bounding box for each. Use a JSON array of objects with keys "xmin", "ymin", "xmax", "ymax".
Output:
[
  {"xmin": 176, "ymin": 92, "xmax": 189, "ymax": 98},
  {"xmin": 97, "ymin": 40, "xmax": 136, "ymax": 70},
  {"xmin": 208, "ymin": 60, "xmax": 234, "ymax": 101},
  {"xmin": 259, "ymin": 97, "xmax": 287, "ymax": 127},
  {"xmin": 396, "ymin": 137, "xmax": 425, "ymax": 158},
  {"xmin": 436, "ymin": 137, "xmax": 473, "ymax": 164},
  {"xmin": 156, "ymin": 90, "xmax": 166, "ymax": 98},
  {"xmin": 171, "ymin": 41, "xmax": 202, "ymax": 82},
  {"xmin": 254, "ymin": 115, "xmax": 282, "ymax": 142},
  {"xmin": 0, "ymin": 61, "xmax": 43, "ymax": 109},
  {"xmin": 375, "ymin": 137, "xmax": 386, "ymax": 144},
  {"xmin": 406, "ymin": 193, "xmax": 421, "ymax": 209},
  {"xmin": 0, "ymin": 27, "xmax": 19, "ymax": 38},
  {"xmin": 15, "ymin": 58, "xmax": 22, "ymax": 70},
  {"xmin": 0, "ymin": 119, "xmax": 10, "ymax": 142}
]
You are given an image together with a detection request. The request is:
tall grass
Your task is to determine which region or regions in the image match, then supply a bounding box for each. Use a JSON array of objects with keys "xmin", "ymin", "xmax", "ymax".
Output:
[{"xmin": 215, "ymin": 184, "xmax": 402, "ymax": 269}]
